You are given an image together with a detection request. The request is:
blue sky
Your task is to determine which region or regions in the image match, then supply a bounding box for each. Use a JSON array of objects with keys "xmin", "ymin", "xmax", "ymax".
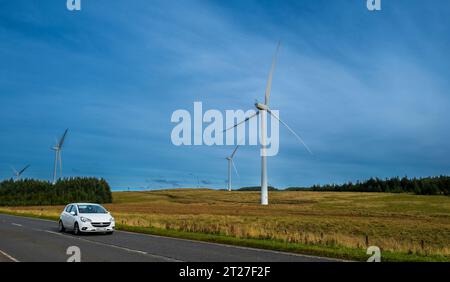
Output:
[{"xmin": 1, "ymin": 0, "xmax": 449, "ymax": 189}]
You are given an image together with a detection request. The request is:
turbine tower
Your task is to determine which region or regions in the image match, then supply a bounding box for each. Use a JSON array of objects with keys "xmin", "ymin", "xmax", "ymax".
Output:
[
  {"xmin": 52, "ymin": 129, "xmax": 68, "ymax": 184},
  {"xmin": 226, "ymin": 144, "xmax": 240, "ymax": 191},
  {"xmin": 226, "ymin": 42, "xmax": 312, "ymax": 205},
  {"xmin": 11, "ymin": 164, "xmax": 30, "ymax": 181}
]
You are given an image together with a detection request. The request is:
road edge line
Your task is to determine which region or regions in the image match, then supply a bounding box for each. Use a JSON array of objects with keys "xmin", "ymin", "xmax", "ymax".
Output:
[{"xmin": 0, "ymin": 249, "xmax": 19, "ymax": 262}]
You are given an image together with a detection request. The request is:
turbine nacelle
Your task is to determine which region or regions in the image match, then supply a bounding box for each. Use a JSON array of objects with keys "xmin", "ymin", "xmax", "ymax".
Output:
[{"xmin": 255, "ymin": 103, "xmax": 269, "ymax": 111}]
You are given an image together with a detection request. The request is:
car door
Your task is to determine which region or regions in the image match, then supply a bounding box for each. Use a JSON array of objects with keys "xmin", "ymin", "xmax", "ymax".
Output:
[
  {"xmin": 67, "ymin": 205, "xmax": 77, "ymax": 229},
  {"xmin": 62, "ymin": 205, "xmax": 72, "ymax": 227}
]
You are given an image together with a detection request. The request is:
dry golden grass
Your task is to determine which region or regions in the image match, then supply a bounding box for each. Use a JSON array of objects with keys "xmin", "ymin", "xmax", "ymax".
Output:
[{"xmin": 1, "ymin": 189, "xmax": 450, "ymax": 257}]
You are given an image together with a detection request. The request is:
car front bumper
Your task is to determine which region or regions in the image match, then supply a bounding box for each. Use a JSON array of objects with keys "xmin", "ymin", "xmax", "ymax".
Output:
[{"xmin": 78, "ymin": 221, "xmax": 115, "ymax": 233}]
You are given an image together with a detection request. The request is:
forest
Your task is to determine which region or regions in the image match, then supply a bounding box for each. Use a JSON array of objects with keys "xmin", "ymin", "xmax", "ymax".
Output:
[
  {"xmin": 285, "ymin": 176, "xmax": 450, "ymax": 195},
  {"xmin": 0, "ymin": 177, "xmax": 112, "ymax": 206}
]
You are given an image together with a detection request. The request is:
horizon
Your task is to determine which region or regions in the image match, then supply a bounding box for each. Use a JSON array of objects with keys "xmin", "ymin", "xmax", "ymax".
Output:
[
  {"xmin": 3, "ymin": 174, "xmax": 449, "ymax": 192},
  {"xmin": 1, "ymin": 0, "xmax": 450, "ymax": 189}
]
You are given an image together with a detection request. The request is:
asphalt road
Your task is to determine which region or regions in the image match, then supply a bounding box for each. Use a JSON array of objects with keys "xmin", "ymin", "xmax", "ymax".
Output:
[{"xmin": 0, "ymin": 213, "xmax": 339, "ymax": 262}]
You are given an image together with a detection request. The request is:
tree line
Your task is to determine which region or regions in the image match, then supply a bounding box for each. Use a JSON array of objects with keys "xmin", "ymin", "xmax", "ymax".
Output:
[
  {"xmin": 285, "ymin": 176, "xmax": 450, "ymax": 196},
  {"xmin": 0, "ymin": 177, "xmax": 113, "ymax": 206},
  {"xmin": 237, "ymin": 186, "xmax": 279, "ymax": 191}
]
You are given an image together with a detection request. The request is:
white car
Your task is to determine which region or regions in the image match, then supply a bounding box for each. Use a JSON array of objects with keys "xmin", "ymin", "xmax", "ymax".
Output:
[{"xmin": 59, "ymin": 203, "xmax": 115, "ymax": 235}]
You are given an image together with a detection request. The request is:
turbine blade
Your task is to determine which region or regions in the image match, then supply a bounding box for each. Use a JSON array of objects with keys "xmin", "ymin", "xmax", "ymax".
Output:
[
  {"xmin": 231, "ymin": 159, "xmax": 239, "ymax": 177},
  {"xmin": 264, "ymin": 41, "xmax": 281, "ymax": 106},
  {"xmin": 230, "ymin": 144, "xmax": 240, "ymax": 159},
  {"xmin": 268, "ymin": 109, "xmax": 313, "ymax": 155},
  {"xmin": 58, "ymin": 129, "xmax": 69, "ymax": 148},
  {"xmin": 223, "ymin": 112, "xmax": 259, "ymax": 132},
  {"xmin": 18, "ymin": 164, "xmax": 30, "ymax": 175},
  {"xmin": 10, "ymin": 166, "xmax": 17, "ymax": 175}
]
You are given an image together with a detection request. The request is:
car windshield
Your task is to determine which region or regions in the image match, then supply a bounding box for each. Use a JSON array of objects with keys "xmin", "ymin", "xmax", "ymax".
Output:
[{"xmin": 77, "ymin": 205, "xmax": 107, "ymax": 214}]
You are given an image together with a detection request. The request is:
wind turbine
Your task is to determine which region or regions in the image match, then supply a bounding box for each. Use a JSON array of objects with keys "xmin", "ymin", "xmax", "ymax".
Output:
[
  {"xmin": 52, "ymin": 129, "xmax": 68, "ymax": 184},
  {"xmin": 188, "ymin": 173, "xmax": 200, "ymax": 188},
  {"xmin": 226, "ymin": 42, "xmax": 312, "ymax": 205},
  {"xmin": 226, "ymin": 144, "xmax": 240, "ymax": 191},
  {"xmin": 11, "ymin": 164, "xmax": 30, "ymax": 181}
]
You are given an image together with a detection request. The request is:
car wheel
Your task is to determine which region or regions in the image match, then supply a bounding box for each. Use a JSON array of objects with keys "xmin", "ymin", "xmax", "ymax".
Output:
[
  {"xmin": 58, "ymin": 220, "xmax": 65, "ymax": 233},
  {"xmin": 73, "ymin": 222, "xmax": 80, "ymax": 235}
]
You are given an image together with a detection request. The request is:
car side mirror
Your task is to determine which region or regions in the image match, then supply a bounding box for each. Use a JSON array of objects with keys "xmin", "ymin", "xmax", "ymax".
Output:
[{"xmin": 70, "ymin": 211, "xmax": 76, "ymax": 216}]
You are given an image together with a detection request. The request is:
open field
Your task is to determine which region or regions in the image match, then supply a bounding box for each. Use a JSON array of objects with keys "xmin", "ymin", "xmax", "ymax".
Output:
[{"xmin": 1, "ymin": 189, "xmax": 450, "ymax": 261}]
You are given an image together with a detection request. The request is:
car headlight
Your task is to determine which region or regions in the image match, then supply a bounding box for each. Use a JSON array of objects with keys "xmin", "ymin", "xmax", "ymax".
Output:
[
  {"xmin": 80, "ymin": 216, "xmax": 91, "ymax": 223},
  {"xmin": 110, "ymin": 217, "xmax": 115, "ymax": 222}
]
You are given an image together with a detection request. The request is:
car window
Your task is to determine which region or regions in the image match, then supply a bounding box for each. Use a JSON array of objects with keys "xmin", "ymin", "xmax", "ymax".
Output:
[
  {"xmin": 77, "ymin": 205, "xmax": 107, "ymax": 214},
  {"xmin": 65, "ymin": 205, "xmax": 72, "ymax": 212}
]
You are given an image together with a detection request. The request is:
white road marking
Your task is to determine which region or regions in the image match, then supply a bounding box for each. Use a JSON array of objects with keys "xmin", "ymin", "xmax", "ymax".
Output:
[
  {"xmin": 0, "ymin": 213, "xmax": 56, "ymax": 223},
  {"xmin": 0, "ymin": 249, "xmax": 19, "ymax": 262},
  {"xmin": 0, "ymin": 213, "xmax": 345, "ymax": 262},
  {"xmin": 0, "ymin": 214, "xmax": 180, "ymax": 262},
  {"xmin": 11, "ymin": 223, "xmax": 22, "ymax": 227},
  {"xmin": 44, "ymin": 231, "xmax": 182, "ymax": 262},
  {"xmin": 117, "ymin": 230, "xmax": 347, "ymax": 261}
]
